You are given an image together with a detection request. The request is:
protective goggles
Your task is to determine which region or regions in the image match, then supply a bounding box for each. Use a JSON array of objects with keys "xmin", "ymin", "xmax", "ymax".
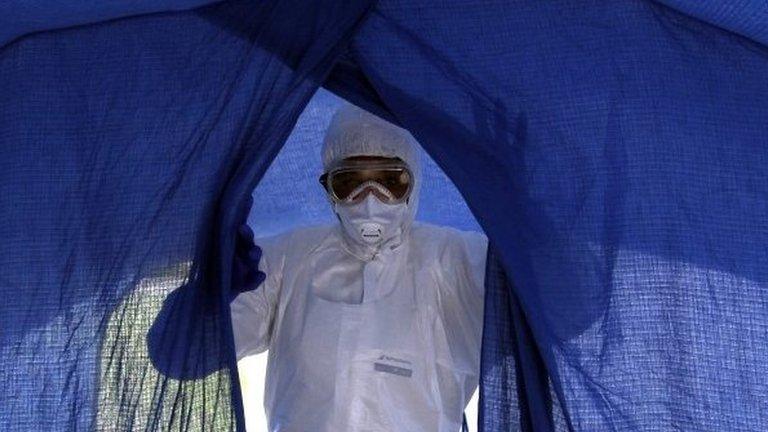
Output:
[{"xmin": 320, "ymin": 159, "xmax": 413, "ymax": 204}]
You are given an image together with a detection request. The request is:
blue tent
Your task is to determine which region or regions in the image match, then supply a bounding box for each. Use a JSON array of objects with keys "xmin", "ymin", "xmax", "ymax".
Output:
[{"xmin": 1, "ymin": 1, "xmax": 767, "ymax": 431}]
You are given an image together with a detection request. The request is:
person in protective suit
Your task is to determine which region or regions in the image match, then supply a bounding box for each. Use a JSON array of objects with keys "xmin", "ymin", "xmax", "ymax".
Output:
[{"xmin": 231, "ymin": 104, "xmax": 487, "ymax": 432}]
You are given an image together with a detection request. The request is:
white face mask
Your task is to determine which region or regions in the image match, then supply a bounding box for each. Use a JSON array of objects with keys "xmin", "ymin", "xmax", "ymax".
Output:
[{"xmin": 335, "ymin": 194, "xmax": 408, "ymax": 246}]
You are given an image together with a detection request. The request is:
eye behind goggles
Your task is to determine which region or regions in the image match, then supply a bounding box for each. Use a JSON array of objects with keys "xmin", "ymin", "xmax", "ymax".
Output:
[{"xmin": 319, "ymin": 159, "xmax": 413, "ymax": 204}]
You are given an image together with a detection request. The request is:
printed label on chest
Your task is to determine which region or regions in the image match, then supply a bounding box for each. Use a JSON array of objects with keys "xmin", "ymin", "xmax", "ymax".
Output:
[{"xmin": 373, "ymin": 354, "xmax": 413, "ymax": 378}]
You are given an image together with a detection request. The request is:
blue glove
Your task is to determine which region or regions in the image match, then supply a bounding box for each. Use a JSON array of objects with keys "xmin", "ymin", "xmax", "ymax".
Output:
[{"xmin": 230, "ymin": 196, "xmax": 266, "ymax": 302}]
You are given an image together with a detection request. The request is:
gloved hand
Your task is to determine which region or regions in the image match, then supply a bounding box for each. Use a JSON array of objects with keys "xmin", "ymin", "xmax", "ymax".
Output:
[{"xmin": 230, "ymin": 196, "xmax": 266, "ymax": 303}]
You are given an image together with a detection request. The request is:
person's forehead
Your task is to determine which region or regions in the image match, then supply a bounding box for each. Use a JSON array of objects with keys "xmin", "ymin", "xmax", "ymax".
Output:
[
  {"xmin": 344, "ymin": 155, "xmax": 402, "ymax": 162},
  {"xmin": 328, "ymin": 155, "xmax": 410, "ymax": 173}
]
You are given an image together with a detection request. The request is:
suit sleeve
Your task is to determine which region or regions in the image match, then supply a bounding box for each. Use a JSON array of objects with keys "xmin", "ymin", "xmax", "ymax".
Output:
[
  {"xmin": 437, "ymin": 229, "xmax": 489, "ymax": 371},
  {"xmin": 230, "ymin": 237, "xmax": 283, "ymax": 360}
]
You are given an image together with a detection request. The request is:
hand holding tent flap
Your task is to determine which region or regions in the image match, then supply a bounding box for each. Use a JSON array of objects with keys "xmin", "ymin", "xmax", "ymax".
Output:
[
  {"xmin": 146, "ymin": 194, "xmax": 264, "ymax": 379},
  {"xmin": 231, "ymin": 196, "xmax": 266, "ymax": 303}
]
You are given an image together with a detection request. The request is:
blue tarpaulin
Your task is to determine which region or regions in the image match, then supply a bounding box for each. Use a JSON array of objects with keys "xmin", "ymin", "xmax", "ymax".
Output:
[{"xmin": 1, "ymin": 1, "xmax": 767, "ymax": 431}]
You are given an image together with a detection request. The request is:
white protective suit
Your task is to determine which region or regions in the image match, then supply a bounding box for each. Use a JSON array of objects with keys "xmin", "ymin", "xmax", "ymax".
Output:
[{"xmin": 231, "ymin": 105, "xmax": 488, "ymax": 432}]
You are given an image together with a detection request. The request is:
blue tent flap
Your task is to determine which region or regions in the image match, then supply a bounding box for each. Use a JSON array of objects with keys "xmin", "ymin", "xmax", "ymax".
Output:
[
  {"xmin": 348, "ymin": 1, "xmax": 768, "ymax": 430},
  {"xmin": 0, "ymin": 0, "xmax": 374, "ymax": 430}
]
